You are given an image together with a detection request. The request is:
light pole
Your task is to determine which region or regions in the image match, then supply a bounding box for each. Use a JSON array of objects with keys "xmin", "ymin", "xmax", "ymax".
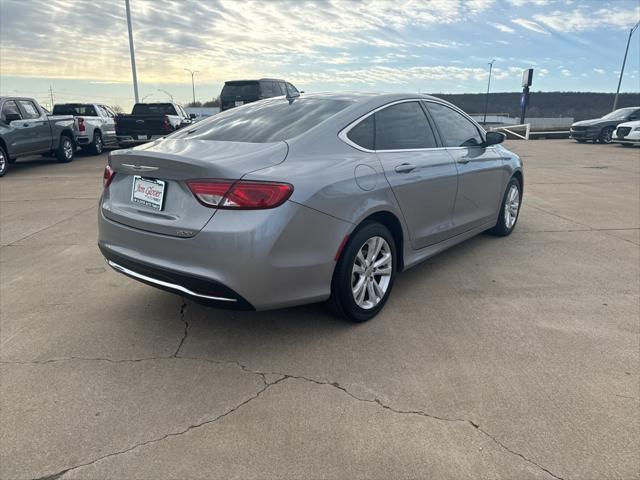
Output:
[
  {"xmin": 125, "ymin": 0, "xmax": 139, "ymax": 103},
  {"xmin": 483, "ymin": 59, "xmax": 495, "ymax": 125},
  {"xmin": 184, "ymin": 68, "xmax": 198, "ymax": 105},
  {"xmin": 157, "ymin": 89, "xmax": 174, "ymax": 102},
  {"xmin": 613, "ymin": 21, "xmax": 639, "ymax": 111}
]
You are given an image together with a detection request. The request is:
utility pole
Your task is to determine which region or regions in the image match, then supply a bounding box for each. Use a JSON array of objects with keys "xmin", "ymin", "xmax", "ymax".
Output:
[
  {"xmin": 184, "ymin": 68, "xmax": 198, "ymax": 105},
  {"xmin": 483, "ymin": 59, "xmax": 495, "ymax": 125},
  {"xmin": 125, "ymin": 0, "xmax": 140, "ymax": 103},
  {"xmin": 613, "ymin": 21, "xmax": 639, "ymax": 111},
  {"xmin": 49, "ymin": 85, "xmax": 55, "ymax": 108}
]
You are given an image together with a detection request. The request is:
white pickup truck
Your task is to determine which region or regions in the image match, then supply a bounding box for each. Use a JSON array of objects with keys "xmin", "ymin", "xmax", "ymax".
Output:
[{"xmin": 51, "ymin": 103, "xmax": 118, "ymax": 154}]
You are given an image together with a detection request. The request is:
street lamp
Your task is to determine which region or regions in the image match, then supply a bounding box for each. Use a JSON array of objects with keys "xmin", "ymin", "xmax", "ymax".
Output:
[
  {"xmin": 184, "ymin": 68, "xmax": 198, "ymax": 105},
  {"xmin": 613, "ymin": 21, "xmax": 639, "ymax": 111},
  {"xmin": 483, "ymin": 59, "xmax": 496, "ymax": 125},
  {"xmin": 157, "ymin": 89, "xmax": 174, "ymax": 102},
  {"xmin": 124, "ymin": 0, "xmax": 139, "ymax": 103}
]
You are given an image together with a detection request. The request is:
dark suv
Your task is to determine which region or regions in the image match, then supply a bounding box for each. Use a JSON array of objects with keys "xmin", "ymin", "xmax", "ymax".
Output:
[{"xmin": 219, "ymin": 79, "xmax": 300, "ymax": 111}]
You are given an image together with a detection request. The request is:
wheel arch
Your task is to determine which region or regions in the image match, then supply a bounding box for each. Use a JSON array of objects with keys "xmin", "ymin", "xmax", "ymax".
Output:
[
  {"xmin": 512, "ymin": 169, "xmax": 524, "ymax": 195},
  {"xmin": 350, "ymin": 210, "xmax": 406, "ymax": 272},
  {"xmin": 0, "ymin": 137, "xmax": 9, "ymax": 158}
]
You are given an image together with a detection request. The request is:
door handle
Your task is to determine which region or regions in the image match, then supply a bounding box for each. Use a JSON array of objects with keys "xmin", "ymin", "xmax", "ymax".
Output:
[
  {"xmin": 23, "ymin": 123, "xmax": 29, "ymax": 127},
  {"xmin": 457, "ymin": 159, "xmax": 471, "ymax": 164},
  {"xmin": 394, "ymin": 163, "xmax": 417, "ymax": 173}
]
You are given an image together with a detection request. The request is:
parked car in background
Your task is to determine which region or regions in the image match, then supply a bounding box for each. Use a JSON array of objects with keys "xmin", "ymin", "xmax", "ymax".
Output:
[
  {"xmin": 0, "ymin": 96, "xmax": 75, "ymax": 177},
  {"xmin": 219, "ymin": 79, "xmax": 300, "ymax": 111},
  {"xmin": 98, "ymin": 93, "xmax": 522, "ymax": 322},
  {"xmin": 570, "ymin": 107, "xmax": 640, "ymax": 144},
  {"xmin": 52, "ymin": 103, "xmax": 118, "ymax": 154},
  {"xmin": 612, "ymin": 120, "xmax": 640, "ymax": 147},
  {"xmin": 115, "ymin": 102, "xmax": 192, "ymax": 147}
]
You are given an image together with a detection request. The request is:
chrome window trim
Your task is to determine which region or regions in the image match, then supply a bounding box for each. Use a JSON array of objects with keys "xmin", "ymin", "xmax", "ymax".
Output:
[
  {"xmin": 338, "ymin": 98, "xmax": 487, "ymax": 153},
  {"xmin": 107, "ymin": 260, "xmax": 238, "ymax": 302}
]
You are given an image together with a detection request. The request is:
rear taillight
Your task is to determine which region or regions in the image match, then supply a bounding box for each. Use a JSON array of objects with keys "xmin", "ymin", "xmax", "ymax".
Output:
[
  {"xmin": 78, "ymin": 117, "xmax": 85, "ymax": 132},
  {"xmin": 103, "ymin": 164, "xmax": 115, "ymax": 188},
  {"xmin": 162, "ymin": 115, "xmax": 171, "ymax": 132},
  {"xmin": 187, "ymin": 180, "xmax": 293, "ymax": 209}
]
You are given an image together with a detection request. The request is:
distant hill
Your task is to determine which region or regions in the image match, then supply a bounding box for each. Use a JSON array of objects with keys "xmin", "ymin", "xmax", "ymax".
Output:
[{"xmin": 431, "ymin": 92, "xmax": 640, "ymax": 121}]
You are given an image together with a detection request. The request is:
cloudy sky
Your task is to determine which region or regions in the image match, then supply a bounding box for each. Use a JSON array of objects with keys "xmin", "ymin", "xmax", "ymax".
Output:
[{"xmin": 1, "ymin": 0, "xmax": 638, "ymax": 109}]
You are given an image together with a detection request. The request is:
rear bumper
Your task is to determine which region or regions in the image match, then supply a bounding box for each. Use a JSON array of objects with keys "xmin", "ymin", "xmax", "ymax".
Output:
[
  {"xmin": 98, "ymin": 200, "xmax": 353, "ymax": 310},
  {"xmin": 76, "ymin": 135, "xmax": 92, "ymax": 145},
  {"xmin": 101, "ymin": 247, "xmax": 254, "ymax": 309},
  {"xmin": 117, "ymin": 135, "xmax": 164, "ymax": 146}
]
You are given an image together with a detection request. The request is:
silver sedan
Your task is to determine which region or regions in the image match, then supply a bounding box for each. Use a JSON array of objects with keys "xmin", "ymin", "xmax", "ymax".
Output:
[{"xmin": 98, "ymin": 93, "xmax": 523, "ymax": 321}]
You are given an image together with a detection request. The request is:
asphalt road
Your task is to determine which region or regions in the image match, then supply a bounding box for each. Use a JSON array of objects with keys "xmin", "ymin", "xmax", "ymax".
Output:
[{"xmin": 1, "ymin": 141, "xmax": 638, "ymax": 480}]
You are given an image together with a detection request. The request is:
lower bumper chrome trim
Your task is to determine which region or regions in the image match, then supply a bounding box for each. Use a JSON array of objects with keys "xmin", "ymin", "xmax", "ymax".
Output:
[{"xmin": 107, "ymin": 260, "xmax": 237, "ymax": 302}]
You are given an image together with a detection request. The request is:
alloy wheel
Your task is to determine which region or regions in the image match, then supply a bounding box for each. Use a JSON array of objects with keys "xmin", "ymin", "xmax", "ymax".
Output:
[
  {"xmin": 0, "ymin": 149, "xmax": 6, "ymax": 175},
  {"xmin": 63, "ymin": 138, "xmax": 74, "ymax": 159},
  {"xmin": 601, "ymin": 128, "xmax": 613, "ymax": 144},
  {"xmin": 351, "ymin": 236, "xmax": 392, "ymax": 309},
  {"xmin": 504, "ymin": 184, "xmax": 520, "ymax": 229},
  {"xmin": 95, "ymin": 134, "xmax": 103, "ymax": 153}
]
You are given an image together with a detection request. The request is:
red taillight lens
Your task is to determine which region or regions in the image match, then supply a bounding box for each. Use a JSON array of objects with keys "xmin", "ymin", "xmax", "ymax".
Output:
[
  {"xmin": 162, "ymin": 115, "xmax": 171, "ymax": 132},
  {"xmin": 103, "ymin": 164, "xmax": 115, "ymax": 188},
  {"xmin": 78, "ymin": 117, "xmax": 85, "ymax": 132},
  {"xmin": 187, "ymin": 180, "xmax": 293, "ymax": 209}
]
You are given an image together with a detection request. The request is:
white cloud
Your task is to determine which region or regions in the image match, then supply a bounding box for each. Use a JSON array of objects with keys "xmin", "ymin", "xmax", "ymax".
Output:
[
  {"xmin": 593, "ymin": 68, "xmax": 605, "ymax": 74},
  {"xmin": 533, "ymin": 7, "xmax": 640, "ymax": 32},
  {"xmin": 507, "ymin": 0, "xmax": 551, "ymax": 5},
  {"xmin": 561, "ymin": 69, "xmax": 571, "ymax": 77},
  {"xmin": 492, "ymin": 23, "xmax": 516, "ymax": 33},
  {"xmin": 512, "ymin": 18, "xmax": 550, "ymax": 34}
]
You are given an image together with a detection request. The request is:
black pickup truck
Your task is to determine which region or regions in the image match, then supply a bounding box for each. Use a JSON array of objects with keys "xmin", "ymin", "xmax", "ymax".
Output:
[{"xmin": 116, "ymin": 103, "xmax": 193, "ymax": 147}]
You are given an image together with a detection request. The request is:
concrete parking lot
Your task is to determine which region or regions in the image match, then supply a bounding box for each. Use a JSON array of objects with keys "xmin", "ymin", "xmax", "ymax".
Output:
[{"xmin": 1, "ymin": 140, "xmax": 638, "ymax": 480}]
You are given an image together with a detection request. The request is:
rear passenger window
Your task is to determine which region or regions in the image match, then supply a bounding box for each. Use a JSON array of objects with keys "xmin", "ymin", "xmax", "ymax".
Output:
[
  {"xmin": 347, "ymin": 115, "xmax": 374, "ymax": 150},
  {"xmin": 427, "ymin": 102, "xmax": 483, "ymax": 147},
  {"xmin": 18, "ymin": 100, "xmax": 40, "ymax": 119},
  {"xmin": 374, "ymin": 102, "xmax": 437, "ymax": 150}
]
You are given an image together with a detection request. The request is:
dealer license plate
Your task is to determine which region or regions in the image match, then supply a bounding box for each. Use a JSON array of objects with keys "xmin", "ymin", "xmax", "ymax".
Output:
[{"xmin": 131, "ymin": 176, "xmax": 165, "ymax": 211}]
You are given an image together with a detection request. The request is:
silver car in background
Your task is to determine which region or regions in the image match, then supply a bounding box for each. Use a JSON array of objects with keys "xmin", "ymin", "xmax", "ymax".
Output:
[{"xmin": 98, "ymin": 93, "xmax": 523, "ymax": 321}]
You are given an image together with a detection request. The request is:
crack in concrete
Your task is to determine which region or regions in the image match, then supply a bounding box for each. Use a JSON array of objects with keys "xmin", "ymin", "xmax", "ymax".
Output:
[
  {"xmin": 172, "ymin": 298, "xmax": 188, "ymax": 357},
  {"xmin": 31, "ymin": 376, "xmax": 287, "ymax": 480},
  {"xmin": 15, "ymin": 355, "xmax": 562, "ymax": 480}
]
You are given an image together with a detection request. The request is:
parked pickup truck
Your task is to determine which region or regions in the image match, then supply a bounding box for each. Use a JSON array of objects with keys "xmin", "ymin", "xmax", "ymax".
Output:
[
  {"xmin": 115, "ymin": 102, "xmax": 193, "ymax": 147},
  {"xmin": 52, "ymin": 103, "xmax": 118, "ymax": 155},
  {"xmin": 0, "ymin": 96, "xmax": 75, "ymax": 177}
]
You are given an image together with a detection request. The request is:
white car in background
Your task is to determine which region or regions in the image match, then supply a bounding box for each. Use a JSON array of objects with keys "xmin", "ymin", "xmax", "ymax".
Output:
[
  {"xmin": 612, "ymin": 120, "xmax": 640, "ymax": 147},
  {"xmin": 52, "ymin": 103, "xmax": 118, "ymax": 154}
]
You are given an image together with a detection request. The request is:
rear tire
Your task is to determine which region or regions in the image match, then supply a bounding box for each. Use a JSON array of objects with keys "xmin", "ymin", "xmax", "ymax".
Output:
[
  {"xmin": 55, "ymin": 135, "xmax": 74, "ymax": 163},
  {"xmin": 0, "ymin": 145, "xmax": 8, "ymax": 177},
  {"xmin": 329, "ymin": 222, "xmax": 396, "ymax": 322},
  {"xmin": 90, "ymin": 131, "xmax": 103, "ymax": 155},
  {"xmin": 487, "ymin": 177, "xmax": 522, "ymax": 237}
]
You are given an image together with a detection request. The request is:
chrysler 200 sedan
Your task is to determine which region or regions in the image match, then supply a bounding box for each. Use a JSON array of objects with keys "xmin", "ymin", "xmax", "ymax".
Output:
[{"xmin": 98, "ymin": 93, "xmax": 523, "ymax": 322}]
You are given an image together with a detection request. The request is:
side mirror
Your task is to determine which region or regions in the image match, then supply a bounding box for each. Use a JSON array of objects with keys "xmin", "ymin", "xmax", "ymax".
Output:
[
  {"xmin": 485, "ymin": 131, "xmax": 506, "ymax": 146},
  {"xmin": 4, "ymin": 113, "xmax": 21, "ymax": 124}
]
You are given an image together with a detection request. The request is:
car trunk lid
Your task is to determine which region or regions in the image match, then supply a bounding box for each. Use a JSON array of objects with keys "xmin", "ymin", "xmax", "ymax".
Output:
[{"xmin": 101, "ymin": 138, "xmax": 288, "ymax": 237}]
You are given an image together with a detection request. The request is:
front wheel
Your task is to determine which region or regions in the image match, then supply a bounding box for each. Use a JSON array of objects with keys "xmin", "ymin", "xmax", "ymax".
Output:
[
  {"xmin": 487, "ymin": 178, "xmax": 522, "ymax": 236},
  {"xmin": 0, "ymin": 145, "xmax": 8, "ymax": 177},
  {"xmin": 56, "ymin": 135, "xmax": 75, "ymax": 163},
  {"xmin": 329, "ymin": 222, "xmax": 396, "ymax": 322},
  {"xmin": 599, "ymin": 127, "xmax": 614, "ymax": 144}
]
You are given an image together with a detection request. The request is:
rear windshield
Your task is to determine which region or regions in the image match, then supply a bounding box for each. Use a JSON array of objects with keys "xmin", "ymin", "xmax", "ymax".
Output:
[
  {"xmin": 171, "ymin": 97, "xmax": 353, "ymax": 143},
  {"xmin": 131, "ymin": 103, "xmax": 177, "ymax": 115},
  {"xmin": 52, "ymin": 104, "xmax": 97, "ymax": 116},
  {"xmin": 221, "ymin": 82, "xmax": 260, "ymax": 99}
]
